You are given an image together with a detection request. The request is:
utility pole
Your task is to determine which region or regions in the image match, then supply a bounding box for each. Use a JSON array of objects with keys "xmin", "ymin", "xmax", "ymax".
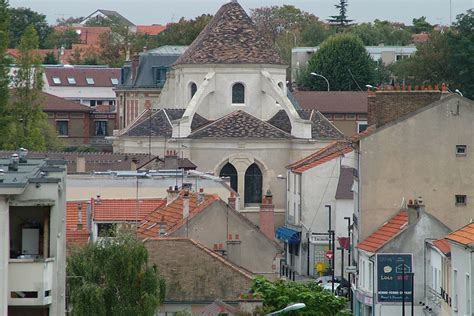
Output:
[
  {"xmin": 325, "ymin": 205, "xmax": 335, "ymax": 293},
  {"xmin": 344, "ymin": 216, "xmax": 352, "ymax": 310}
]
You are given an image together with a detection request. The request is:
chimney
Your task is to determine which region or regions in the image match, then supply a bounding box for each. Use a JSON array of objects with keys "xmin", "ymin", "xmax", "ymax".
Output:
[
  {"xmin": 9, "ymin": 154, "xmax": 19, "ymax": 172},
  {"xmin": 406, "ymin": 197, "xmax": 422, "ymax": 224},
  {"xmin": 228, "ymin": 192, "xmax": 237, "ymax": 210},
  {"xmin": 259, "ymin": 190, "xmax": 275, "ymax": 241},
  {"xmin": 183, "ymin": 190, "xmax": 190, "ymax": 219},
  {"xmin": 167, "ymin": 185, "xmax": 179, "ymax": 205},
  {"xmin": 197, "ymin": 188, "xmax": 204, "ymax": 204},
  {"xmin": 19, "ymin": 148, "xmax": 28, "ymax": 163},
  {"xmin": 131, "ymin": 54, "xmax": 139, "ymax": 81},
  {"xmin": 226, "ymin": 234, "xmax": 242, "ymax": 266}
]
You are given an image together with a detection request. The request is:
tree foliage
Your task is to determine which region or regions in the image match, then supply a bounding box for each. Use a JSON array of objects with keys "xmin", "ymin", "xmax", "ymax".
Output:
[
  {"xmin": 349, "ymin": 20, "xmax": 412, "ymax": 46},
  {"xmin": 327, "ymin": 0, "xmax": 353, "ymax": 28},
  {"xmin": 67, "ymin": 232, "xmax": 166, "ymax": 316},
  {"xmin": 0, "ymin": 0, "xmax": 10, "ymax": 148},
  {"xmin": 45, "ymin": 28, "xmax": 81, "ymax": 49},
  {"xmin": 298, "ymin": 33, "xmax": 375, "ymax": 91},
  {"xmin": 410, "ymin": 16, "xmax": 434, "ymax": 34},
  {"xmin": 55, "ymin": 16, "xmax": 84, "ymax": 26},
  {"xmin": 251, "ymin": 276, "xmax": 349, "ymax": 315},
  {"xmin": 153, "ymin": 14, "xmax": 213, "ymax": 46},
  {"xmin": 8, "ymin": 7, "xmax": 52, "ymax": 48}
]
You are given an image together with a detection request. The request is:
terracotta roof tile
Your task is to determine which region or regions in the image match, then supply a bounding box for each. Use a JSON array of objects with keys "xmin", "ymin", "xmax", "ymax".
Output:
[
  {"xmin": 432, "ymin": 239, "xmax": 451, "ymax": 255},
  {"xmin": 175, "ymin": 2, "xmax": 285, "ymax": 65},
  {"xmin": 446, "ymin": 223, "xmax": 474, "ymax": 246},
  {"xmin": 138, "ymin": 192, "xmax": 220, "ymax": 238},
  {"xmin": 93, "ymin": 198, "xmax": 166, "ymax": 221},
  {"xmin": 287, "ymin": 140, "xmax": 353, "ymax": 173},
  {"xmin": 357, "ymin": 210, "xmax": 408, "ymax": 252},
  {"xmin": 137, "ymin": 25, "xmax": 166, "ymax": 35},
  {"xmin": 293, "ymin": 91, "xmax": 368, "ymax": 114}
]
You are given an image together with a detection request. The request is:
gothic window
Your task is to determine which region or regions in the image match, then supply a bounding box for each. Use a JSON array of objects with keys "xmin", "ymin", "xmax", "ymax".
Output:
[
  {"xmin": 232, "ymin": 83, "xmax": 245, "ymax": 104},
  {"xmin": 244, "ymin": 163, "xmax": 262, "ymax": 205},
  {"xmin": 220, "ymin": 163, "xmax": 238, "ymax": 192},
  {"xmin": 190, "ymin": 82, "xmax": 197, "ymax": 99}
]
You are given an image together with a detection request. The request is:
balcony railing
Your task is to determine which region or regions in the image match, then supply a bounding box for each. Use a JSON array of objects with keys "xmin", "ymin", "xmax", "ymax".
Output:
[{"xmin": 8, "ymin": 258, "xmax": 54, "ymax": 306}]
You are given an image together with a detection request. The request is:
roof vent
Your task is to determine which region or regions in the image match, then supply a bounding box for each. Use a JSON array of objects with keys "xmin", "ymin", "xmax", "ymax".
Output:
[
  {"xmin": 19, "ymin": 148, "xmax": 28, "ymax": 163},
  {"xmin": 9, "ymin": 154, "xmax": 19, "ymax": 172}
]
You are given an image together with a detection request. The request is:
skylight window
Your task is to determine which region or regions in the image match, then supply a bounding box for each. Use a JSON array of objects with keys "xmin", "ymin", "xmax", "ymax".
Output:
[
  {"xmin": 52, "ymin": 77, "xmax": 61, "ymax": 84},
  {"xmin": 86, "ymin": 77, "xmax": 95, "ymax": 85},
  {"xmin": 67, "ymin": 77, "xmax": 76, "ymax": 85},
  {"xmin": 110, "ymin": 78, "xmax": 119, "ymax": 85}
]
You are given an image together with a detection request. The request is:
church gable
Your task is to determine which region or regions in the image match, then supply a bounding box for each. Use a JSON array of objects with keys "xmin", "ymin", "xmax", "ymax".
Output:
[
  {"xmin": 189, "ymin": 110, "xmax": 292, "ymax": 139},
  {"xmin": 174, "ymin": 1, "xmax": 285, "ymax": 65}
]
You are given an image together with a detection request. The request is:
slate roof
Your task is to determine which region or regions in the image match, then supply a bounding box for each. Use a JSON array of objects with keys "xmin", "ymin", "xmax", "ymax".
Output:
[
  {"xmin": 122, "ymin": 109, "xmax": 211, "ymax": 137},
  {"xmin": 138, "ymin": 192, "xmax": 220, "ymax": 238},
  {"xmin": 175, "ymin": 2, "xmax": 285, "ymax": 65},
  {"xmin": 357, "ymin": 210, "xmax": 409, "ymax": 253},
  {"xmin": 189, "ymin": 110, "xmax": 292, "ymax": 139},
  {"xmin": 293, "ymin": 91, "xmax": 368, "ymax": 114},
  {"xmin": 287, "ymin": 141, "xmax": 353, "ymax": 174},
  {"xmin": 335, "ymin": 167, "xmax": 355, "ymax": 200},
  {"xmin": 446, "ymin": 223, "xmax": 474, "ymax": 247}
]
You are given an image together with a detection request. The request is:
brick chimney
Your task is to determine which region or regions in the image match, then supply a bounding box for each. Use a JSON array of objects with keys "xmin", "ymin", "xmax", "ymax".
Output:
[
  {"xmin": 183, "ymin": 190, "xmax": 190, "ymax": 219},
  {"xmin": 368, "ymin": 86, "xmax": 447, "ymax": 127},
  {"xmin": 228, "ymin": 192, "xmax": 236, "ymax": 210},
  {"xmin": 131, "ymin": 54, "xmax": 139, "ymax": 82},
  {"xmin": 406, "ymin": 197, "xmax": 423, "ymax": 224},
  {"xmin": 259, "ymin": 190, "xmax": 275, "ymax": 241},
  {"xmin": 167, "ymin": 185, "xmax": 179, "ymax": 205}
]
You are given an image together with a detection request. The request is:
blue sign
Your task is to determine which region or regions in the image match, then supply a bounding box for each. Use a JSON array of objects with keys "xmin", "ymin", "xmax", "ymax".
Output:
[{"xmin": 376, "ymin": 253, "xmax": 413, "ymax": 303}]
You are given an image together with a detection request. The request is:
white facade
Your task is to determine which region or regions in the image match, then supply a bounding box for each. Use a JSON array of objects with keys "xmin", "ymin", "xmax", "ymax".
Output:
[
  {"xmin": 424, "ymin": 242, "xmax": 452, "ymax": 315},
  {"xmin": 0, "ymin": 158, "xmax": 67, "ymax": 316},
  {"xmin": 450, "ymin": 243, "xmax": 474, "ymax": 316}
]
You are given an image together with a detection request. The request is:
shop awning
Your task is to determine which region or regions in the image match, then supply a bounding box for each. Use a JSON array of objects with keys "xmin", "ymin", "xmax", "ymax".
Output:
[{"xmin": 276, "ymin": 226, "xmax": 301, "ymax": 244}]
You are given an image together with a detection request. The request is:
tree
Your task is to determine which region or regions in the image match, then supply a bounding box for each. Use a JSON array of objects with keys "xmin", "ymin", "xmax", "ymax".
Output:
[
  {"xmin": 410, "ymin": 16, "xmax": 434, "ymax": 34},
  {"xmin": 298, "ymin": 33, "xmax": 375, "ymax": 91},
  {"xmin": 349, "ymin": 20, "xmax": 412, "ymax": 46},
  {"xmin": 55, "ymin": 16, "xmax": 84, "ymax": 26},
  {"xmin": 8, "ymin": 25, "xmax": 62, "ymax": 151},
  {"xmin": 0, "ymin": 0, "xmax": 10, "ymax": 149},
  {"xmin": 45, "ymin": 28, "xmax": 81, "ymax": 49},
  {"xmin": 8, "ymin": 7, "xmax": 52, "ymax": 48},
  {"xmin": 251, "ymin": 276, "xmax": 349, "ymax": 315},
  {"xmin": 153, "ymin": 14, "xmax": 213, "ymax": 46},
  {"xmin": 67, "ymin": 232, "xmax": 166, "ymax": 315},
  {"xmin": 327, "ymin": 0, "xmax": 353, "ymax": 28},
  {"xmin": 43, "ymin": 51, "xmax": 59, "ymax": 64}
]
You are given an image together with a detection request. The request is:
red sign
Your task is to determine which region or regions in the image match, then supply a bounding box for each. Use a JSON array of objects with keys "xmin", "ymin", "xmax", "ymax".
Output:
[
  {"xmin": 338, "ymin": 237, "xmax": 350, "ymax": 250},
  {"xmin": 325, "ymin": 250, "xmax": 333, "ymax": 260}
]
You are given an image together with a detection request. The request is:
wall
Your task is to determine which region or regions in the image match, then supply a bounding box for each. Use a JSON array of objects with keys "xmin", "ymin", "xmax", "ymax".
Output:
[
  {"xmin": 47, "ymin": 111, "xmax": 90, "ymax": 146},
  {"xmin": 360, "ymin": 96, "xmax": 474, "ymax": 239},
  {"xmin": 450, "ymin": 244, "xmax": 473, "ymax": 316},
  {"xmin": 171, "ymin": 200, "xmax": 281, "ymax": 277},
  {"xmin": 116, "ymin": 90, "xmax": 162, "ymax": 129}
]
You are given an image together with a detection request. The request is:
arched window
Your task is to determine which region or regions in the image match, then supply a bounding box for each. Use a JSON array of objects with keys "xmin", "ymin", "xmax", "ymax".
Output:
[
  {"xmin": 190, "ymin": 82, "xmax": 197, "ymax": 99},
  {"xmin": 244, "ymin": 163, "xmax": 262, "ymax": 205},
  {"xmin": 232, "ymin": 83, "xmax": 245, "ymax": 104},
  {"xmin": 220, "ymin": 163, "xmax": 238, "ymax": 192}
]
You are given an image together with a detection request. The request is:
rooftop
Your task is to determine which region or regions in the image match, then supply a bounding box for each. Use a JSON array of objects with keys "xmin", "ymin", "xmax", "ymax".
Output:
[
  {"xmin": 44, "ymin": 66, "xmax": 121, "ymax": 87},
  {"xmin": 432, "ymin": 238, "xmax": 451, "ymax": 256},
  {"xmin": 357, "ymin": 210, "xmax": 409, "ymax": 253},
  {"xmin": 335, "ymin": 167, "xmax": 355, "ymax": 200},
  {"xmin": 175, "ymin": 1, "xmax": 285, "ymax": 66},
  {"xmin": 292, "ymin": 91, "xmax": 368, "ymax": 114},
  {"xmin": 446, "ymin": 223, "xmax": 474, "ymax": 247}
]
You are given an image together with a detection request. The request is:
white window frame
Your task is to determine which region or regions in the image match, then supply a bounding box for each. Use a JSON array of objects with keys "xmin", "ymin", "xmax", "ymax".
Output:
[
  {"xmin": 52, "ymin": 76, "xmax": 61, "ymax": 84},
  {"xmin": 86, "ymin": 77, "xmax": 95, "ymax": 85},
  {"xmin": 110, "ymin": 78, "xmax": 119, "ymax": 85},
  {"xmin": 67, "ymin": 77, "xmax": 76, "ymax": 85}
]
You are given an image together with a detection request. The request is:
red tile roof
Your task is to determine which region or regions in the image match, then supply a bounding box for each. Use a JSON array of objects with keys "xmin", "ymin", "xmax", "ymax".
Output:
[
  {"xmin": 446, "ymin": 223, "xmax": 474, "ymax": 246},
  {"xmin": 137, "ymin": 25, "xmax": 166, "ymax": 35},
  {"xmin": 357, "ymin": 210, "xmax": 409, "ymax": 253},
  {"xmin": 66, "ymin": 201, "xmax": 90, "ymax": 246},
  {"xmin": 55, "ymin": 26, "xmax": 111, "ymax": 46},
  {"xmin": 138, "ymin": 192, "xmax": 220, "ymax": 238},
  {"xmin": 7, "ymin": 48, "xmax": 74, "ymax": 65},
  {"xmin": 93, "ymin": 198, "xmax": 166, "ymax": 221},
  {"xmin": 10, "ymin": 89, "xmax": 93, "ymax": 112},
  {"xmin": 432, "ymin": 238, "xmax": 451, "ymax": 255},
  {"xmin": 44, "ymin": 66, "xmax": 120, "ymax": 87},
  {"xmin": 286, "ymin": 141, "xmax": 353, "ymax": 174},
  {"xmin": 411, "ymin": 33, "xmax": 429, "ymax": 44},
  {"xmin": 293, "ymin": 91, "xmax": 368, "ymax": 114}
]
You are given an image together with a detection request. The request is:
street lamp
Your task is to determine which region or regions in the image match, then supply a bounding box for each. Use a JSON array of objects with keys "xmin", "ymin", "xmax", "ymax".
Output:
[
  {"xmin": 267, "ymin": 303, "xmax": 306, "ymax": 315},
  {"xmin": 310, "ymin": 72, "xmax": 330, "ymax": 91}
]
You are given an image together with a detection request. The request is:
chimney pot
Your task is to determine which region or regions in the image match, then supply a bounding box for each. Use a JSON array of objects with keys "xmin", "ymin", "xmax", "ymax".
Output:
[
  {"xmin": 228, "ymin": 234, "xmax": 233, "ymax": 240},
  {"xmin": 235, "ymin": 234, "xmax": 239, "ymax": 240}
]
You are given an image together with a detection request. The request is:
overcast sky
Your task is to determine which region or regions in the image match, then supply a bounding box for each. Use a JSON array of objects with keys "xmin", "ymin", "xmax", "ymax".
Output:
[{"xmin": 8, "ymin": 0, "xmax": 474, "ymax": 26}]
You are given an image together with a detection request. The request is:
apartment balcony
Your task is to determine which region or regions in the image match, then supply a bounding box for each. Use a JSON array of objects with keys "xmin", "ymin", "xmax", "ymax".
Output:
[{"xmin": 8, "ymin": 258, "xmax": 54, "ymax": 306}]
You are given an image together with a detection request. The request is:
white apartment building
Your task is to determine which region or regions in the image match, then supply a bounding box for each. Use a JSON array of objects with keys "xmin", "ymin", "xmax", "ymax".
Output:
[{"xmin": 0, "ymin": 152, "xmax": 67, "ymax": 315}]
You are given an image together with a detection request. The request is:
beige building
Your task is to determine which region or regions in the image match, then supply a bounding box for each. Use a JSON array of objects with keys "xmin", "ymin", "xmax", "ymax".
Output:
[
  {"xmin": 0, "ymin": 154, "xmax": 67, "ymax": 316},
  {"xmin": 112, "ymin": 1, "xmax": 344, "ymax": 217},
  {"xmin": 358, "ymin": 93, "xmax": 474, "ymax": 241}
]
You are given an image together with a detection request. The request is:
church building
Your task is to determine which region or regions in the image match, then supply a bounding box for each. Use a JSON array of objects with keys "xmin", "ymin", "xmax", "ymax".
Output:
[{"xmin": 112, "ymin": 0, "xmax": 343, "ymax": 224}]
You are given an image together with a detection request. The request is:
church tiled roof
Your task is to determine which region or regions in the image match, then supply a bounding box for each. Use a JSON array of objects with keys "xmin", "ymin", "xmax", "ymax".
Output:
[
  {"xmin": 189, "ymin": 110, "xmax": 292, "ymax": 139},
  {"xmin": 123, "ymin": 109, "xmax": 211, "ymax": 137},
  {"xmin": 174, "ymin": 1, "xmax": 285, "ymax": 66}
]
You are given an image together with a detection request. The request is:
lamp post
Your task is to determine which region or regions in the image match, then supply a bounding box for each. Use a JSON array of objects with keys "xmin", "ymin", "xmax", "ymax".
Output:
[
  {"xmin": 325, "ymin": 204, "xmax": 335, "ymax": 293},
  {"xmin": 267, "ymin": 303, "xmax": 306, "ymax": 315},
  {"xmin": 343, "ymin": 216, "xmax": 352, "ymax": 310},
  {"xmin": 310, "ymin": 72, "xmax": 330, "ymax": 91}
]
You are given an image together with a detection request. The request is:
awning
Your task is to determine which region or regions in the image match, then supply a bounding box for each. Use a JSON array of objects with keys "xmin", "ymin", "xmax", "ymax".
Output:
[{"xmin": 276, "ymin": 226, "xmax": 301, "ymax": 244}]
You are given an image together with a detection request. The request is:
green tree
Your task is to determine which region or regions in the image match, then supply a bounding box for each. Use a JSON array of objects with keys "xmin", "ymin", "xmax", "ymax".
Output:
[
  {"xmin": 55, "ymin": 16, "xmax": 84, "ymax": 26},
  {"xmin": 67, "ymin": 232, "xmax": 166, "ymax": 316},
  {"xmin": 43, "ymin": 51, "xmax": 59, "ymax": 64},
  {"xmin": 8, "ymin": 7, "xmax": 52, "ymax": 48},
  {"xmin": 349, "ymin": 20, "xmax": 412, "ymax": 46},
  {"xmin": 327, "ymin": 0, "xmax": 353, "ymax": 28},
  {"xmin": 447, "ymin": 9, "xmax": 474, "ymax": 99},
  {"xmin": 8, "ymin": 25, "xmax": 62, "ymax": 151},
  {"xmin": 153, "ymin": 14, "xmax": 213, "ymax": 46},
  {"xmin": 45, "ymin": 28, "xmax": 81, "ymax": 49},
  {"xmin": 410, "ymin": 16, "xmax": 434, "ymax": 34},
  {"xmin": 251, "ymin": 276, "xmax": 349, "ymax": 315},
  {"xmin": 298, "ymin": 33, "xmax": 375, "ymax": 91},
  {"xmin": 0, "ymin": 0, "xmax": 10, "ymax": 149}
]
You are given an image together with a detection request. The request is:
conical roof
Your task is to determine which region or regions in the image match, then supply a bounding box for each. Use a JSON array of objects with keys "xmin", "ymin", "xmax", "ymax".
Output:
[{"xmin": 175, "ymin": 1, "xmax": 285, "ymax": 66}]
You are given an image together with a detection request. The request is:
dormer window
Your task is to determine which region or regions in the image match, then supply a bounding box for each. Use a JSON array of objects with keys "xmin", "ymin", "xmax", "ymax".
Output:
[
  {"xmin": 153, "ymin": 67, "xmax": 168, "ymax": 87},
  {"xmin": 52, "ymin": 77, "xmax": 61, "ymax": 84},
  {"xmin": 190, "ymin": 82, "xmax": 197, "ymax": 99},
  {"xmin": 111, "ymin": 78, "xmax": 118, "ymax": 85},
  {"xmin": 86, "ymin": 77, "xmax": 95, "ymax": 85},
  {"xmin": 67, "ymin": 77, "xmax": 76, "ymax": 85},
  {"xmin": 232, "ymin": 83, "xmax": 245, "ymax": 104}
]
